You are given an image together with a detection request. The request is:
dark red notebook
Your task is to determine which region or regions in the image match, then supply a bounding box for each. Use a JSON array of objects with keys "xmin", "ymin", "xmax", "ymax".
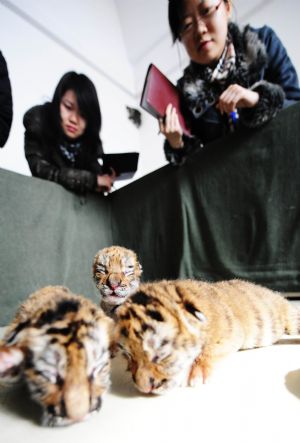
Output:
[{"xmin": 140, "ymin": 64, "xmax": 191, "ymax": 136}]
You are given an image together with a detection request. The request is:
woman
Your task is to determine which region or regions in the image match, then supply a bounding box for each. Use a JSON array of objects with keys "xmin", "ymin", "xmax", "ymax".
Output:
[
  {"xmin": 160, "ymin": 0, "xmax": 300, "ymax": 165},
  {"xmin": 24, "ymin": 71, "xmax": 115, "ymax": 193}
]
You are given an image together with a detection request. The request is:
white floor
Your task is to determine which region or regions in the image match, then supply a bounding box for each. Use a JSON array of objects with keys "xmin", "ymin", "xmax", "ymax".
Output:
[{"xmin": 1, "ymin": 327, "xmax": 300, "ymax": 443}]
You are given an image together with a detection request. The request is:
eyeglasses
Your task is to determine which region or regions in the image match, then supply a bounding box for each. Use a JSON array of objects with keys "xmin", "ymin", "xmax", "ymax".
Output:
[{"xmin": 179, "ymin": 0, "xmax": 223, "ymax": 39}]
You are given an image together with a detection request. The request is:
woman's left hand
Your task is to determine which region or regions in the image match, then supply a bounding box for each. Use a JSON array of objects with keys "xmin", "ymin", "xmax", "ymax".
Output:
[
  {"xmin": 96, "ymin": 169, "xmax": 116, "ymax": 193},
  {"xmin": 217, "ymin": 84, "xmax": 259, "ymax": 115}
]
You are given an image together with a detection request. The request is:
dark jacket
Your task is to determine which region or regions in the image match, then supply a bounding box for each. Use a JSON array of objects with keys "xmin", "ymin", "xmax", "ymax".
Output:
[
  {"xmin": 0, "ymin": 51, "xmax": 13, "ymax": 148},
  {"xmin": 165, "ymin": 24, "xmax": 300, "ymax": 165},
  {"xmin": 24, "ymin": 104, "xmax": 104, "ymax": 193}
]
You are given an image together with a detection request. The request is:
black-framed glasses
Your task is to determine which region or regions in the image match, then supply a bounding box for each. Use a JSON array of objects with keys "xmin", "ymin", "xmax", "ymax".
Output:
[{"xmin": 179, "ymin": 0, "xmax": 223, "ymax": 39}]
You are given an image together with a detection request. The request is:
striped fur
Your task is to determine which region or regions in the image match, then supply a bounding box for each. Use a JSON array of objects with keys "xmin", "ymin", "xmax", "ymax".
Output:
[
  {"xmin": 93, "ymin": 246, "xmax": 142, "ymax": 316},
  {"xmin": 115, "ymin": 279, "xmax": 299, "ymax": 394},
  {"xmin": 0, "ymin": 286, "xmax": 113, "ymax": 426}
]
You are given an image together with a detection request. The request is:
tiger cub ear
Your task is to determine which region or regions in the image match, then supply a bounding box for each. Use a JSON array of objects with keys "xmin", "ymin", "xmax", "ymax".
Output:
[
  {"xmin": 0, "ymin": 346, "xmax": 24, "ymax": 376},
  {"xmin": 184, "ymin": 301, "xmax": 207, "ymax": 323},
  {"xmin": 194, "ymin": 310, "xmax": 206, "ymax": 323},
  {"xmin": 176, "ymin": 301, "xmax": 207, "ymax": 335}
]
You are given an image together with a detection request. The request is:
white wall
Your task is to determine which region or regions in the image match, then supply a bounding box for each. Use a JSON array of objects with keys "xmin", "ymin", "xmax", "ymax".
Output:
[
  {"xmin": 0, "ymin": 0, "xmax": 140, "ymax": 188},
  {"xmin": 236, "ymin": 0, "xmax": 300, "ymax": 72}
]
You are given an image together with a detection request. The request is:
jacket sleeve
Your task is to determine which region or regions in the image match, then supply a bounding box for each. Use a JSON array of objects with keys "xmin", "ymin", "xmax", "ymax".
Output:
[
  {"xmin": 24, "ymin": 107, "xmax": 97, "ymax": 193},
  {"xmin": 240, "ymin": 26, "xmax": 300, "ymax": 128},
  {"xmin": 0, "ymin": 51, "xmax": 13, "ymax": 148},
  {"xmin": 164, "ymin": 134, "xmax": 204, "ymax": 166}
]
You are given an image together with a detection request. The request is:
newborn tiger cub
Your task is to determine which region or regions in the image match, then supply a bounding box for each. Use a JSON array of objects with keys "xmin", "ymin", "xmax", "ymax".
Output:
[
  {"xmin": 115, "ymin": 279, "xmax": 299, "ymax": 394},
  {"xmin": 93, "ymin": 245, "xmax": 142, "ymax": 316},
  {"xmin": 0, "ymin": 286, "xmax": 113, "ymax": 426}
]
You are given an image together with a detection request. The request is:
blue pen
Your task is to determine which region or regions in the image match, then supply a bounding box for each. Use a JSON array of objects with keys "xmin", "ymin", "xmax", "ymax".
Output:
[{"xmin": 229, "ymin": 110, "xmax": 239, "ymax": 132}]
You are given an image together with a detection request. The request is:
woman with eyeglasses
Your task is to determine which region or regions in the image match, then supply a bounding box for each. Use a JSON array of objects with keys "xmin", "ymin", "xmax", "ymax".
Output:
[
  {"xmin": 24, "ymin": 71, "xmax": 115, "ymax": 194},
  {"xmin": 160, "ymin": 0, "xmax": 300, "ymax": 165}
]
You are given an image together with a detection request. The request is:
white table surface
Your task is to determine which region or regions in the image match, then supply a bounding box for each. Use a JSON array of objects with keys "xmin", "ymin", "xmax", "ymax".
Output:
[{"xmin": 1, "ymin": 327, "xmax": 300, "ymax": 443}]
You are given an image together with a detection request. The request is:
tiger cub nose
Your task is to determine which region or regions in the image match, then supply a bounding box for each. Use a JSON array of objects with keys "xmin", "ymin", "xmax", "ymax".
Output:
[
  {"xmin": 149, "ymin": 377, "xmax": 155, "ymax": 387},
  {"xmin": 110, "ymin": 283, "xmax": 119, "ymax": 290}
]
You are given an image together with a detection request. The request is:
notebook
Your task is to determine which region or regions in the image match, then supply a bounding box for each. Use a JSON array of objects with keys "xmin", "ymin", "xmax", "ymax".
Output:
[
  {"xmin": 101, "ymin": 152, "xmax": 139, "ymax": 181},
  {"xmin": 140, "ymin": 63, "xmax": 191, "ymax": 136}
]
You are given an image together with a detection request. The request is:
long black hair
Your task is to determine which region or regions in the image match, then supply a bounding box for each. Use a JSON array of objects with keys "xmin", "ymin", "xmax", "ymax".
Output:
[
  {"xmin": 168, "ymin": 0, "xmax": 186, "ymax": 42},
  {"xmin": 46, "ymin": 71, "xmax": 103, "ymax": 156}
]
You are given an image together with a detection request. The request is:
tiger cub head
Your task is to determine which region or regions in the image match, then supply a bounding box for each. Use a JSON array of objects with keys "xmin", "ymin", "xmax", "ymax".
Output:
[
  {"xmin": 93, "ymin": 246, "xmax": 142, "ymax": 315},
  {"xmin": 0, "ymin": 286, "xmax": 113, "ymax": 426},
  {"xmin": 114, "ymin": 281, "xmax": 207, "ymax": 395}
]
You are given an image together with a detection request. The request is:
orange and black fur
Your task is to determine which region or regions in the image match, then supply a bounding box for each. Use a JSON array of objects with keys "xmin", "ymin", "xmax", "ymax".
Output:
[
  {"xmin": 93, "ymin": 246, "xmax": 142, "ymax": 316},
  {"xmin": 0, "ymin": 286, "xmax": 113, "ymax": 426},
  {"xmin": 115, "ymin": 279, "xmax": 299, "ymax": 394}
]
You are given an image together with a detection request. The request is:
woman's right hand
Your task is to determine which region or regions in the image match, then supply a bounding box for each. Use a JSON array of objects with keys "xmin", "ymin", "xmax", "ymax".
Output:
[
  {"xmin": 159, "ymin": 103, "xmax": 184, "ymax": 149},
  {"xmin": 96, "ymin": 170, "xmax": 116, "ymax": 193}
]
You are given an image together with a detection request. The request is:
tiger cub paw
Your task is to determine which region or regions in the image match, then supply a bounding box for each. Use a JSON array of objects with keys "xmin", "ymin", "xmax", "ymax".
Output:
[{"xmin": 188, "ymin": 364, "xmax": 205, "ymax": 387}]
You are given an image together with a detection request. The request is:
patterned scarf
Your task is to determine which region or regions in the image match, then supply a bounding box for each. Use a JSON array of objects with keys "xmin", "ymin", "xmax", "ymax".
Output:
[
  {"xmin": 59, "ymin": 139, "xmax": 82, "ymax": 163},
  {"xmin": 210, "ymin": 39, "xmax": 239, "ymax": 131},
  {"xmin": 209, "ymin": 39, "xmax": 236, "ymax": 84}
]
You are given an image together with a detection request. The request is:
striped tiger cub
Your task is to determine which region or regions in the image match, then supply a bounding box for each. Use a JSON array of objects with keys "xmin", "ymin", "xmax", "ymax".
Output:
[
  {"xmin": 115, "ymin": 279, "xmax": 299, "ymax": 394},
  {"xmin": 0, "ymin": 286, "xmax": 113, "ymax": 426},
  {"xmin": 93, "ymin": 245, "xmax": 142, "ymax": 316}
]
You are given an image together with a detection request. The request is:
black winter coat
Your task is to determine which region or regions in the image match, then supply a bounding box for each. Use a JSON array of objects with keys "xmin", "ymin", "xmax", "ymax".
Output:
[
  {"xmin": 24, "ymin": 104, "xmax": 104, "ymax": 194},
  {"xmin": 164, "ymin": 24, "xmax": 300, "ymax": 165},
  {"xmin": 0, "ymin": 51, "xmax": 13, "ymax": 148}
]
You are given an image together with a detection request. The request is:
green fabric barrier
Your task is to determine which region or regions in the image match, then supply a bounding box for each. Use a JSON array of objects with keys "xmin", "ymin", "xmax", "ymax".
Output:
[
  {"xmin": 0, "ymin": 169, "xmax": 112, "ymax": 325},
  {"xmin": 111, "ymin": 102, "xmax": 300, "ymax": 290},
  {"xmin": 1, "ymin": 103, "xmax": 300, "ymax": 325}
]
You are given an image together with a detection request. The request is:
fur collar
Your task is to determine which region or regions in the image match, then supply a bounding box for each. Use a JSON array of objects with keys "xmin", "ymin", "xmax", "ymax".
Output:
[
  {"xmin": 229, "ymin": 23, "xmax": 267, "ymax": 80},
  {"xmin": 178, "ymin": 23, "xmax": 269, "ymax": 118}
]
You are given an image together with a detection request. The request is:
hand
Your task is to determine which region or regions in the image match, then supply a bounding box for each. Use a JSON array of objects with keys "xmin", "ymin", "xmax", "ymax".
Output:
[
  {"xmin": 217, "ymin": 84, "xmax": 259, "ymax": 115},
  {"xmin": 159, "ymin": 103, "xmax": 184, "ymax": 149},
  {"xmin": 96, "ymin": 170, "xmax": 116, "ymax": 193}
]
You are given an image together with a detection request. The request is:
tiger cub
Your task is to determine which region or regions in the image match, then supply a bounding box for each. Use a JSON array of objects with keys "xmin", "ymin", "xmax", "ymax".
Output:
[
  {"xmin": 0, "ymin": 286, "xmax": 113, "ymax": 426},
  {"xmin": 93, "ymin": 245, "xmax": 142, "ymax": 316},
  {"xmin": 115, "ymin": 279, "xmax": 299, "ymax": 394}
]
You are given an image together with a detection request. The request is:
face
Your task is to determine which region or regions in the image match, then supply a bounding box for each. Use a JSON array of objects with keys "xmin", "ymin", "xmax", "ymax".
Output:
[
  {"xmin": 118, "ymin": 325, "xmax": 201, "ymax": 394},
  {"xmin": 0, "ymin": 319, "xmax": 112, "ymax": 426},
  {"xmin": 116, "ymin": 301, "xmax": 205, "ymax": 394},
  {"xmin": 93, "ymin": 247, "xmax": 142, "ymax": 307},
  {"xmin": 25, "ymin": 323, "xmax": 111, "ymax": 426},
  {"xmin": 179, "ymin": 0, "xmax": 232, "ymax": 66},
  {"xmin": 60, "ymin": 89, "xmax": 87, "ymax": 139}
]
